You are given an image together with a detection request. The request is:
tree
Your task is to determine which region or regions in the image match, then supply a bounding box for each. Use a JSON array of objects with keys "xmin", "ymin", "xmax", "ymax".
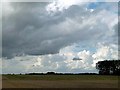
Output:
[
  {"xmin": 96, "ymin": 60, "xmax": 120, "ymax": 75},
  {"xmin": 46, "ymin": 72, "xmax": 55, "ymax": 75}
]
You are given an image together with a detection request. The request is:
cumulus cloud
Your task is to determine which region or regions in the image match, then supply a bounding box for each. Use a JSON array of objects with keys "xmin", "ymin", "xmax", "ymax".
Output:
[
  {"xmin": 2, "ymin": 42, "xmax": 118, "ymax": 74},
  {"xmin": 2, "ymin": 2, "xmax": 118, "ymax": 73},
  {"xmin": 2, "ymin": 45, "xmax": 93, "ymax": 74},
  {"xmin": 2, "ymin": 2, "xmax": 118, "ymax": 59},
  {"xmin": 92, "ymin": 43, "xmax": 118, "ymax": 67}
]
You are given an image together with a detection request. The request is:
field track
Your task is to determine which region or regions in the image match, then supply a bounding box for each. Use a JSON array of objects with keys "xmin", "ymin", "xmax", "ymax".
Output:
[{"xmin": 2, "ymin": 75, "xmax": 119, "ymax": 88}]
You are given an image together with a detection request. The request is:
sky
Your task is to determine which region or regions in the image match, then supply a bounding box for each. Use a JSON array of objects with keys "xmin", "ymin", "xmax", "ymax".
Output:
[{"xmin": 1, "ymin": 0, "xmax": 119, "ymax": 74}]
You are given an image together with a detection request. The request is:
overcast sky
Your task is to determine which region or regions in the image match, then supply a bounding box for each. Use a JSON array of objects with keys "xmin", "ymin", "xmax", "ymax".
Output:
[{"xmin": 1, "ymin": 0, "xmax": 119, "ymax": 74}]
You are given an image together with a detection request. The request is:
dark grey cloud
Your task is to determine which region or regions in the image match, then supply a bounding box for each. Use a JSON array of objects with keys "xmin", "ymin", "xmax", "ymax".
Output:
[
  {"xmin": 2, "ymin": 2, "xmax": 118, "ymax": 58},
  {"xmin": 72, "ymin": 56, "xmax": 83, "ymax": 61}
]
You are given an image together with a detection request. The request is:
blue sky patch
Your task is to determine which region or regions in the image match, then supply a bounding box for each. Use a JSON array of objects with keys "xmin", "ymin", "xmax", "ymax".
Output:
[{"xmin": 87, "ymin": 2, "xmax": 105, "ymax": 9}]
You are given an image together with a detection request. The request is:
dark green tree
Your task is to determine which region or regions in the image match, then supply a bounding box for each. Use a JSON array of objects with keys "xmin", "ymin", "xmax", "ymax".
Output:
[{"xmin": 96, "ymin": 60, "xmax": 120, "ymax": 75}]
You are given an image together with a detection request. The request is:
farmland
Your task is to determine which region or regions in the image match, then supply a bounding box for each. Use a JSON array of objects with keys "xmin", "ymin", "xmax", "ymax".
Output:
[{"xmin": 2, "ymin": 74, "xmax": 119, "ymax": 88}]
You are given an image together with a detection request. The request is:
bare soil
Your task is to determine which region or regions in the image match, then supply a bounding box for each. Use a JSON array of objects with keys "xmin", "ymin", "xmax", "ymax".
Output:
[
  {"xmin": 2, "ymin": 80, "xmax": 118, "ymax": 88},
  {"xmin": 2, "ymin": 75, "xmax": 118, "ymax": 88}
]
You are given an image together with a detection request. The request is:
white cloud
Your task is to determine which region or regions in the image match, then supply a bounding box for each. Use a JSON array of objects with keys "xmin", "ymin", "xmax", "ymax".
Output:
[
  {"xmin": 2, "ymin": 2, "xmax": 118, "ymax": 74},
  {"xmin": 46, "ymin": 0, "xmax": 119, "ymax": 15},
  {"xmin": 46, "ymin": 0, "xmax": 84, "ymax": 14},
  {"xmin": 92, "ymin": 43, "xmax": 118, "ymax": 67},
  {"xmin": 92, "ymin": 44, "xmax": 110, "ymax": 59},
  {"xmin": 78, "ymin": 50, "xmax": 93, "ymax": 64},
  {"xmin": 2, "ymin": 41, "xmax": 118, "ymax": 74}
]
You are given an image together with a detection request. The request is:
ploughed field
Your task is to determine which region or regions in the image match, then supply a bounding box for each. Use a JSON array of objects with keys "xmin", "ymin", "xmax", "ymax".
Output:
[{"xmin": 2, "ymin": 75, "xmax": 119, "ymax": 88}]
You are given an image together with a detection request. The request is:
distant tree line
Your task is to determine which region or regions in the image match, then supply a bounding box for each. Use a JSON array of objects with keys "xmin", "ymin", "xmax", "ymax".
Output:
[
  {"xmin": 5, "ymin": 72, "xmax": 98, "ymax": 75},
  {"xmin": 25, "ymin": 72, "xmax": 98, "ymax": 75},
  {"xmin": 96, "ymin": 60, "xmax": 120, "ymax": 75}
]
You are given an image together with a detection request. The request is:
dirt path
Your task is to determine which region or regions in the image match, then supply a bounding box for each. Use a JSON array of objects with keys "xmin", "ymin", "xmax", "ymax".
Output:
[{"xmin": 2, "ymin": 80, "xmax": 118, "ymax": 88}]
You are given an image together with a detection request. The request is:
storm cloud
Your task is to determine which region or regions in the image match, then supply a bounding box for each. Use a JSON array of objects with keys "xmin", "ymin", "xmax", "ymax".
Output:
[{"xmin": 2, "ymin": 2, "xmax": 118, "ymax": 59}]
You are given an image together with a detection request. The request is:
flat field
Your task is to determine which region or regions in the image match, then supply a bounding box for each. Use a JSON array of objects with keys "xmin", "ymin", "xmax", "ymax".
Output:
[{"xmin": 2, "ymin": 75, "xmax": 119, "ymax": 88}]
